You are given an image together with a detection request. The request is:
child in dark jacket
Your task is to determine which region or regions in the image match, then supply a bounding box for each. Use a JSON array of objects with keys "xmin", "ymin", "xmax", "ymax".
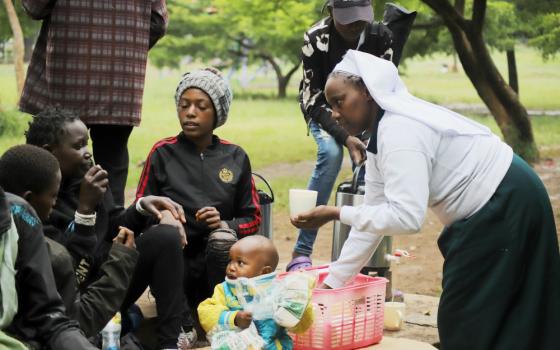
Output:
[
  {"xmin": 0, "ymin": 144, "xmax": 140, "ymax": 337},
  {"xmin": 135, "ymin": 68, "xmax": 261, "ymax": 343},
  {"xmin": 0, "ymin": 186, "xmax": 97, "ymax": 350},
  {"xmin": 24, "ymin": 108, "xmax": 190, "ymax": 350}
]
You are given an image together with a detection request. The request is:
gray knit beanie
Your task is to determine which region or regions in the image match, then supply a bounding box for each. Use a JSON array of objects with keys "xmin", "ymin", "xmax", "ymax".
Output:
[{"xmin": 174, "ymin": 68, "xmax": 233, "ymax": 129}]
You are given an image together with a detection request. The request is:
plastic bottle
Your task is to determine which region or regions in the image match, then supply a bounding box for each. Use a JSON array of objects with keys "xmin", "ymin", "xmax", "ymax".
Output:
[{"xmin": 101, "ymin": 312, "xmax": 121, "ymax": 350}]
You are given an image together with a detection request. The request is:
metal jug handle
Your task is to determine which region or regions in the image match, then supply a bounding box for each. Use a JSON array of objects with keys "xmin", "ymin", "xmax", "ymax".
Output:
[
  {"xmin": 252, "ymin": 172, "xmax": 275, "ymax": 203},
  {"xmin": 350, "ymin": 163, "xmax": 364, "ymax": 194}
]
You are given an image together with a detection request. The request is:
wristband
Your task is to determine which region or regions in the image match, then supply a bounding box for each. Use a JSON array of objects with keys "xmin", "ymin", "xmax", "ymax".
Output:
[{"xmin": 74, "ymin": 211, "xmax": 96, "ymax": 226}]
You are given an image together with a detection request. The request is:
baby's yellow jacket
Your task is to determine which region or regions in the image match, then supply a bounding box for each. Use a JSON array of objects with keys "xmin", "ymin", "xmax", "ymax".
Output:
[{"xmin": 198, "ymin": 273, "xmax": 314, "ymax": 349}]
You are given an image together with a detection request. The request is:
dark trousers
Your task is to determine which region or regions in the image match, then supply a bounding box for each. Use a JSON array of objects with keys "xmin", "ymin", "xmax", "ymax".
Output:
[
  {"xmin": 89, "ymin": 125, "xmax": 134, "ymax": 207},
  {"xmin": 121, "ymin": 224, "xmax": 185, "ymax": 349},
  {"xmin": 183, "ymin": 229, "xmax": 238, "ymax": 330}
]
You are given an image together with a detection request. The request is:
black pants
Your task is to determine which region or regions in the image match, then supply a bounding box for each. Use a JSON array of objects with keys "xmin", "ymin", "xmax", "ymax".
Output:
[
  {"xmin": 121, "ymin": 224, "xmax": 185, "ymax": 349},
  {"xmin": 89, "ymin": 125, "xmax": 133, "ymax": 207},
  {"xmin": 183, "ymin": 229, "xmax": 238, "ymax": 329}
]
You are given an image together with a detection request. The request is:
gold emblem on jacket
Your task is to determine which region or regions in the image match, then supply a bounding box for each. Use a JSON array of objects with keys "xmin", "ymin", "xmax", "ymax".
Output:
[{"xmin": 219, "ymin": 168, "xmax": 234, "ymax": 183}]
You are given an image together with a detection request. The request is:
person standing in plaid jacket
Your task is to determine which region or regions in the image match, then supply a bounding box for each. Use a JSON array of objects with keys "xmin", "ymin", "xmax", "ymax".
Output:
[{"xmin": 19, "ymin": 0, "xmax": 168, "ymax": 207}]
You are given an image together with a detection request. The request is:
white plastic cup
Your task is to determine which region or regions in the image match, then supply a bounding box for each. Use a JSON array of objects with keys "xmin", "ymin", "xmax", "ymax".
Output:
[
  {"xmin": 289, "ymin": 189, "xmax": 318, "ymax": 217},
  {"xmin": 384, "ymin": 302, "xmax": 406, "ymax": 331}
]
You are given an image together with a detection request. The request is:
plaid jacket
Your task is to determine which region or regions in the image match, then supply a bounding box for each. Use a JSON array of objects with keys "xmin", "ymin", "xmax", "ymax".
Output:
[{"xmin": 19, "ymin": 0, "xmax": 168, "ymax": 126}]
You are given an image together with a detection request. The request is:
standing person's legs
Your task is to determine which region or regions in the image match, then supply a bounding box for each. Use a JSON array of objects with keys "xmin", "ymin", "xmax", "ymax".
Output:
[
  {"xmin": 121, "ymin": 224, "xmax": 185, "ymax": 349},
  {"xmin": 88, "ymin": 125, "xmax": 133, "ymax": 206},
  {"xmin": 290, "ymin": 121, "xmax": 343, "ymax": 267}
]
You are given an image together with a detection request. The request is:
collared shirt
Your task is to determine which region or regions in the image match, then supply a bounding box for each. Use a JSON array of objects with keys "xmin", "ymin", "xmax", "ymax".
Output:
[{"xmin": 325, "ymin": 112, "xmax": 513, "ymax": 288}]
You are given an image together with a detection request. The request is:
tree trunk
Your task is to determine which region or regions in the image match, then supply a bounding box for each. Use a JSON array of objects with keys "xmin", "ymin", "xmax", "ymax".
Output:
[
  {"xmin": 423, "ymin": 0, "xmax": 538, "ymax": 163},
  {"xmin": 262, "ymin": 54, "xmax": 301, "ymax": 98},
  {"xmin": 451, "ymin": 53, "xmax": 458, "ymax": 72},
  {"xmin": 277, "ymin": 63, "xmax": 301, "ymax": 98},
  {"xmin": 458, "ymin": 30, "xmax": 537, "ymax": 162},
  {"xmin": 506, "ymin": 48, "xmax": 519, "ymax": 95},
  {"xmin": 3, "ymin": 0, "xmax": 25, "ymax": 97},
  {"xmin": 277, "ymin": 76, "xmax": 289, "ymax": 99}
]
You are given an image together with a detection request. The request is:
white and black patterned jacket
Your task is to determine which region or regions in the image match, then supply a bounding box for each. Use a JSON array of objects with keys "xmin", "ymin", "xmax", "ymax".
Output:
[{"xmin": 299, "ymin": 16, "xmax": 393, "ymax": 144}]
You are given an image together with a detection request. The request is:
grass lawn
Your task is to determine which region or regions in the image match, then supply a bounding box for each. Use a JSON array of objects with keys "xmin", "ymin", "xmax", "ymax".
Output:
[
  {"xmin": 1, "ymin": 46, "xmax": 559, "ymax": 210},
  {"xmin": 400, "ymin": 46, "xmax": 560, "ymax": 110}
]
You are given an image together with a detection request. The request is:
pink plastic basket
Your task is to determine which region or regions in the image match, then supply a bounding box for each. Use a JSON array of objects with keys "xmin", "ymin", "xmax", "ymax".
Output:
[{"xmin": 280, "ymin": 268, "xmax": 387, "ymax": 350}]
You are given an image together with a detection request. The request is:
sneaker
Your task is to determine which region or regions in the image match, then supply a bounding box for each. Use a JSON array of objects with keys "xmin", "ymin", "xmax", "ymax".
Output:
[
  {"xmin": 285, "ymin": 256, "xmax": 312, "ymax": 272},
  {"xmin": 177, "ymin": 327, "xmax": 197, "ymax": 350}
]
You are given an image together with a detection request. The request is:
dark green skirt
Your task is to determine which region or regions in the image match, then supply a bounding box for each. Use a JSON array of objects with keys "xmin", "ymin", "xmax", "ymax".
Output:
[{"xmin": 437, "ymin": 154, "xmax": 560, "ymax": 350}]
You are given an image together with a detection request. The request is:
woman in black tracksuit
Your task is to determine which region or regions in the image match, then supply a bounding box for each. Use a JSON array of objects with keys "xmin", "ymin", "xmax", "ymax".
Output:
[{"xmin": 136, "ymin": 68, "xmax": 261, "ymax": 341}]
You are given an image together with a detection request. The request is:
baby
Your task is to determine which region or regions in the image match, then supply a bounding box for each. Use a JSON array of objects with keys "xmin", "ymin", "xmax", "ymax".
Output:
[{"xmin": 198, "ymin": 235, "xmax": 314, "ymax": 350}]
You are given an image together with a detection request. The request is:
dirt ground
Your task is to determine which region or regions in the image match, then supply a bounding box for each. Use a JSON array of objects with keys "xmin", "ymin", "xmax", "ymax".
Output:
[{"xmin": 271, "ymin": 157, "xmax": 560, "ymax": 297}]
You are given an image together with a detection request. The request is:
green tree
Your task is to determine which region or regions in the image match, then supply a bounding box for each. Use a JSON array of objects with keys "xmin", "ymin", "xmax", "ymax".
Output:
[
  {"xmin": 392, "ymin": 0, "xmax": 559, "ymax": 163},
  {"xmin": 1, "ymin": 1, "xmax": 41, "ymax": 99},
  {"xmin": 150, "ymin": 0, "xmax": 323, "ymax": 98},
  {"xmin": 529, "ymin": 13, "xmax": 560, "ymax": 59},
  {"xmin": 2, "ymin": 0, "xmax": 25, "ymax": 95},
  {"xmin": 484, "ymin": 1, "xmax": 520, "ymax": 93},
  {"xmin": 0, "ymin": 2, "xmax": 41, "ymax": 59},
  {"xmin": 149, "ymin": 0, "xmax": 229, "ymax": 68}
]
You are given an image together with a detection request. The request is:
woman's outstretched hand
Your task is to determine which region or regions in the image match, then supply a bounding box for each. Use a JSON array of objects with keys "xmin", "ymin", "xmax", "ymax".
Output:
[{"xmin": 290, "ymin": 205, "xmax": 341, "ymax": 229}]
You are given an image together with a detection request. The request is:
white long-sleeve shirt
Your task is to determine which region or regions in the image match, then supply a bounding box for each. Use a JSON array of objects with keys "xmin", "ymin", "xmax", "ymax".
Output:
[{"xmin": 325, "ymin": 112, "xmax": 513, "ymax": 288}]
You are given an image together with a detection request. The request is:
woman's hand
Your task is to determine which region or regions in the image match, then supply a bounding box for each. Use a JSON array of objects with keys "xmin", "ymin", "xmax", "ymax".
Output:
[
  {"xmin": 159, "ymin": 210, "xmax": 187, "ymax": 248},
  {"xmin": 290, "ymin": 205, "xmax": 341, "ymax": 229},
  {"xmin": 140, "ymin": 196, "xmax": 186, "ymax": 223},
  {"xmin": 345, "ymin": 136, "xmax": 367, "ymax": 166},
  {"xmin": 196, "ymin": 207, "xmax": 228, "ymax": 230}
]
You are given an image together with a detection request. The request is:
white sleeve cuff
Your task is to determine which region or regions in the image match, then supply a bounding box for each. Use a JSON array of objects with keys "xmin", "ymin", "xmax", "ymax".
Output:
[
  {"xmin": 74, "ymin": 211, "xmax": 96, "ymax": 226},
  {"xmin": 340, "ymin": 205, "xmax": 358, "ymax": 226},
  {"xmin": 135, "ymin": 197, "xmax": 150, "ymax": 216},
  {"xmin": 323, "ymin": 272, "xmax": 346, "ymax": 290}
]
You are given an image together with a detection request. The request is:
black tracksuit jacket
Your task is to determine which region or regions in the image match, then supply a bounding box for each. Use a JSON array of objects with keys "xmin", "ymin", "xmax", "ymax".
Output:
[{"xmin": 136, "ymin": 133, "xmax": 261, "ymax": 244}]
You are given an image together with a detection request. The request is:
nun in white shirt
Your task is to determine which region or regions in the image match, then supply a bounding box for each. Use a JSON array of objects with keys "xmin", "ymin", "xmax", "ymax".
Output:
[{"xmin": 291, "ymin": 50, "xmax": 560, "ymax": 350}]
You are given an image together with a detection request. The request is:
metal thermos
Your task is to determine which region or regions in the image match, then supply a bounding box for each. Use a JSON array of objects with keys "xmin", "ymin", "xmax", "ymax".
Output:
[
  {"xmin": 253, "ymin": 173, "xmax": 274, "ymax": 239},
  {"xmin": 332, "ymin": 165, "xmax": 393, "ymax": 272}
]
